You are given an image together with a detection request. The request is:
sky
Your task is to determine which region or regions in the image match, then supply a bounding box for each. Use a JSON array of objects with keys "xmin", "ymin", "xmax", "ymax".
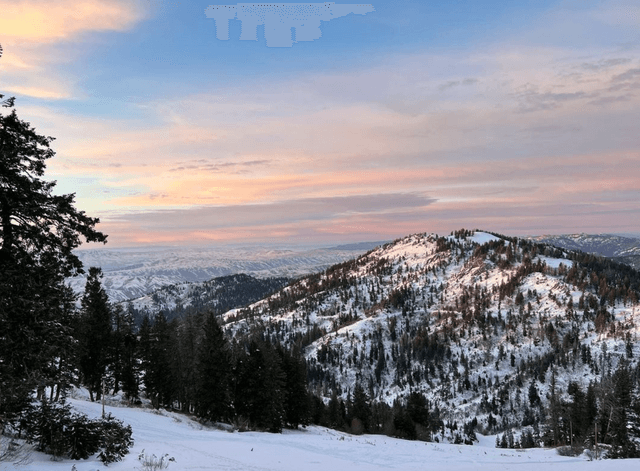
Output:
[{"xmin": 1, "ymin": 0, "xmax": 639, "ymax": 248}]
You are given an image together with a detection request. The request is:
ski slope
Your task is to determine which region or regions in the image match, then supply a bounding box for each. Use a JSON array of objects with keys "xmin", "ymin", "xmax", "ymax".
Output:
[{"xmin": 10, "ymin": 397, "xmax": 640, "ymax": 471}]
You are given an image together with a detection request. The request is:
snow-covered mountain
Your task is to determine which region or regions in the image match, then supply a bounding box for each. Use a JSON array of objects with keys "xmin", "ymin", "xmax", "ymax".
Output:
[
  {"xmin": 126, "ymin": 273, "xmax": 290, "ymax": 322},
  {"xmin": 68, "ymin": 243, "xmax": 382, "ymax": 302},
  {"xmin": 221, "ymin": 229, "xmax": 640, "ymax": 435},
  {"xmin": 529, "ymin": 233, "xmax": 640, "ymax": 269}
]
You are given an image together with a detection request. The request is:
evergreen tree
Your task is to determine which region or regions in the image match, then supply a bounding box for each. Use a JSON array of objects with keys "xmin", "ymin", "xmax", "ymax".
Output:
[
  {"xmin": 147, "ymin": 313, "xmax": 176, "ymax": 409},
  {"xmin": 326, "ymin": 391, "xmax": 345, "ymax": 429},
  {"xmin": 195, "ymin": 311, "xmax": 231, "ymax": 422},
  {"xmin": 406, "ymin": 391, "xmax": 430, "ymax": 427},
  {"xmin": 77, "ymin": 267, "xmax": 112, "ymax": 402},
  {"xmin": 137, "ymin": 315, "xmax": 154, "ymax": 402},
  {"xmin": 277, "ymin": 346, "xmax": 310, "ymax": 428},
  {"xmin": 174, "ymin": 311, "xmax": 201, "ymax": 412},
  {"xmin": 545, "ymin": 368, "xmax": 563, "ymax": 446},
  {"xmin": 117, "ymin": 305, "xmax": 139, "ymax": 402},
  {"xmin": 42, "ymin": 284, "xmax": 79, "ymax": 402},
  {"xmin": 235, "ymin": 340, "xmax": 285, "ymax": 432},
  {"xmin": 607, "ymin": 361, "xmax": 638, "ymax": 457},
  {"xmin": 0, "ymin": 98, "xmax": 105, "ymax": 423},
  {"xmin": 350, "ymin": 382, "xmax": 372, "ymax": 434},
  {"xmin": 567, "ymin": 381, "xmax": 586, "ymax": 445},
  {"xmin": 109, "ymin": 304, "xmax": 126, "ymax": 395}
]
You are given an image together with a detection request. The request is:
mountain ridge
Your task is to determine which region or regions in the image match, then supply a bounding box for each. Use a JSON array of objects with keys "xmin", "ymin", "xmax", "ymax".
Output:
[{"xmin": 218, "ymin": 229, "xmax": 640, "ymax": 442}]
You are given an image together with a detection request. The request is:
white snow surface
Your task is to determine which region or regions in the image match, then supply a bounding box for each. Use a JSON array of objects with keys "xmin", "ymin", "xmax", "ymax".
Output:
[
  {"xmin": 469, "ymin": 231, "xmax": 502, "ymax": 245},
  {"xmin": 10, "ymin": 396, "xmax": 639, "ymax": 471}
]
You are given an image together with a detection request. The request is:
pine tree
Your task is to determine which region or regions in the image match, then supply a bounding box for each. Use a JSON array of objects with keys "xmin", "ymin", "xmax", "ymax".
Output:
[
  {"xmin": 277, "ymin": 346, "xmax": 310, "ymax": 429},
  {"xmin": 109, "ymin": 304, "xmax": 126, "ymax": 395},
  {"xmin": 607, "ymin": 361, "xmax": 638, "ymax": 457},
  {"xmin": 565, "ymin": 381, "xmax": 584, "ymax": 446},
  {"xmin": 327, "ymin": 391, "xmax": 345, "ymax": 429},
  {"xmin": 0, "ymin": 98, "xmax": 106, "ymax": 423},
  {"xmin": 146, "ymin": 313, "xmax": 176, "ymax": 409},
  {"xmin": 350, "ymin": 382, "xmax": 372, "ymax": 434},
  {"xmin": 77, "ymin": 267, "xmax": 112, "ymax": 402},
  {"xmin": 137, "ymin": 315, "xmax": 154, "ymax": 402},
  {"xmin": 545, "ymin": 368, "xmax": 563, "ymax": 446},
  {"xmin": 174, "ymin": 311, "xmax": 201, "ymax": 412},
  {"xmin": 195, "ymin": 311, "xmax": 231, "ymax": 422},
  {"xmin": 43, "ymin": 284, "xmax": 78, "ymax": 402},
  {"xmin": 235, "ymin": 340, "xmax": 286, "ymax": 432},
  {"xmin": 117, "ymin": 305, "xmax": 139, "ymax": 402}
]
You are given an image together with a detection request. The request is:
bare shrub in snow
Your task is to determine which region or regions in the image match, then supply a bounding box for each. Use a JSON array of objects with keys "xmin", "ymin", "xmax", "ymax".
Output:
[{"xmin": 137, "ymin": 449, "xmax": 175, "ymax": 470}]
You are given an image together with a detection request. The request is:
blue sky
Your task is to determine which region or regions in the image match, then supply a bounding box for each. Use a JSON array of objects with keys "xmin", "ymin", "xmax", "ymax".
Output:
[{"xmin": 1, "ymin": 0, "xmax": 639, "ymax": 246}]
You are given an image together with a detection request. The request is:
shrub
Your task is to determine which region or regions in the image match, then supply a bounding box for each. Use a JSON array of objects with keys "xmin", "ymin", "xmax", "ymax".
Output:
[
  {"xmin": 22, "ymin": 400, "xmax": 133, "ymax": 464},
  {"xmin": 97, "ymin": 414, "xmax": 133, "ymax": 464},
  {"xmin": 556, "ymin": 445, "xmax": 582, "ymax": 457},
  {"xmin": 66, "ymin": 413, "xmax": 101, "ymax": 459},
  {"xmin": 138, "ymin": 449, "xmax": 175, "ymax": 470}
]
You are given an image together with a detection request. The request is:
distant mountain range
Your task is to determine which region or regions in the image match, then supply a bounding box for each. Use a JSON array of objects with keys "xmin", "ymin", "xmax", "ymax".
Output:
[
  {"xmin": 529, "ymin": 233, "xmax": 640, "ymax": 269},
  {"xmin": 69, "ymin": 242, "xmax": 384, "ymax": 303},
  {"xmin": 126, "ymin": 273, "xmax": 290, "ymax": 324}
]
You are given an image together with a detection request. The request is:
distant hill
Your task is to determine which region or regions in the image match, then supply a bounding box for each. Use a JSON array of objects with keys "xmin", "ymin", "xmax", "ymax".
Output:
[
  {"xmin": 221, "ymin": 229, "xmax": 640, "ymax": 440},
  {"xmin": 69, "ymin": 244, "xmax": 375, "ymax": 302},
  {"xmin": 529, "ymin": 233, "xmax": 640, "ymax": 269},
  {"xmin": 125, "ymin": 273, "xmax": 290, "ymax": 324}
]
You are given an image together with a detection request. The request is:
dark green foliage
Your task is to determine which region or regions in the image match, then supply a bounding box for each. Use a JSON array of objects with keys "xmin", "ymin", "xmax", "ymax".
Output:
[
  {"xmin": 21, "ymin": 401, "xmax": 132, "ymax": 463},
  {"xmin": 0, "ymin": 101, "xmax": 105, "ymax": 424},
  {"xmin": 520, "ymin": 428, "xmax": 537, "ymax": 448},
  {"xmin": 138, "ymin": 315, "xmax": 154, "ymax": 399},
  {"xmin": 349, "ymin": 382, "xmax": 371, "ymax": 434},
  {"xmin": 393, "ymin": 403, "xmax": 416, "ymax": 440},
  {"xmin": 235, "ymin": 340, "xmax": 286, "ymax": 432},
  {"xmin": 172, "ymin": 310, "xmax": 201, "ymax": 413},
  {"xmin": 77, "ymin": 267, "xmax": 112, "ymax": 401},
  {"xmin": 326, "ymin": 391, "xmax": 346, "ymax": 429},
  {"xmin": 406, "ymin": 391, "xmax": 430, "ymax": 427},
  {"xmin": 117, "ymin": 305, "xmax": 140, "ymax": 402},
  {"xmin": 144, "ymin": 313, "xmax": 177, "ymax": 408},
  {"xmin": 0, "ymin": 106, "xmax": 106, "ymax": 275},
  {"xmin": 604, "ymin": 361, "xmax": 639, "ymax": 458},
  {"xmin": 65, "ymin": 413, "xmax": 101, "ymax": 460},
  {"xmin": 22, "ymin": 401, "xmax": 76, "ymax": 459},
  {"xmin": 528, "ymin": 383, "xmax": 540, "ymax": 406},
  {"xmin": 277, "ymin": 346, "xmax": 311, "ymax": 428},
  {"xmin": 97, "ymin": 414, "xmax": 134, "ymax": 464},
  {"xmin": 195, "ymin": 312, "xmax": 231, "ymax": 422}
]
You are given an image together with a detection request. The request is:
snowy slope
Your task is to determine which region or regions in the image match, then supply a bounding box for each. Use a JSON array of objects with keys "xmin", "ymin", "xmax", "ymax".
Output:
[
  {"xmin": 126, "ymin": 273, "xmax": 290, "ymax": 321},
  {"xmin": 222, "ymin": 230, "xmax": 640, "ymax": 433},
  {"xmin": 12, "ymin": 395, "xmax": 640, "ymax": 471}
]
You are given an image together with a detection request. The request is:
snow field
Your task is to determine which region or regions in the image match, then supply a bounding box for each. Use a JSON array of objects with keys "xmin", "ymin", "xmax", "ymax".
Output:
[{"xmin": 9, "ymin": 397, "xmax": 640, "ymax": 471}]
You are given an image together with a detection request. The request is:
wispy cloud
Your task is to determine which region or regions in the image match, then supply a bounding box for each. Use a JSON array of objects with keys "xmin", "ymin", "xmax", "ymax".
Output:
[
  {"xmin": 6, "ymin": 0, "xmax": 640, "ymax": 245},
  {"xmin": 0, "ymin": 0, "xmax": 149, "ymax": 99},
  {"xmin": 0, "ymin": 0, "xmax": 146, "ymax": 42}
]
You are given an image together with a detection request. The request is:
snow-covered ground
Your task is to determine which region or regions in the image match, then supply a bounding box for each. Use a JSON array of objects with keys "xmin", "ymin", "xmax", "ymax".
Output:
[{"xmin": 9, "ymin": 397, "xmax": 640, "ymax": 471}]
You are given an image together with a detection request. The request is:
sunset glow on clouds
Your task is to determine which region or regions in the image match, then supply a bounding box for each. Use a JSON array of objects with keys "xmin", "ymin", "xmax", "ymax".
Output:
[{"xmin": 1, "ymin": 0, "xmax": 639, "ymax": 246}]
